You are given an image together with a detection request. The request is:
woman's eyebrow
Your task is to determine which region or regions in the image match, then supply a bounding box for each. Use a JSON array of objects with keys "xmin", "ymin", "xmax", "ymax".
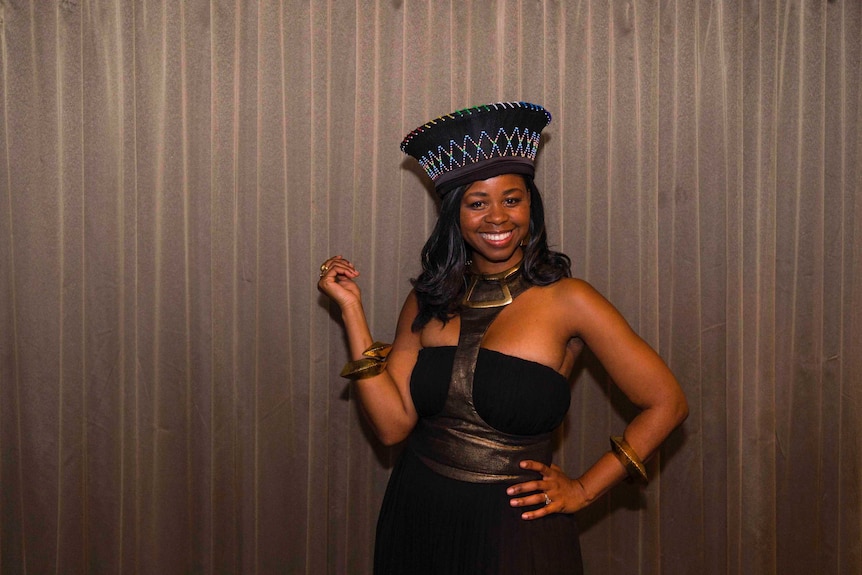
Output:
[{"xmin": 464, "ymin": 187, "xmax": 524, "ymax": 198}]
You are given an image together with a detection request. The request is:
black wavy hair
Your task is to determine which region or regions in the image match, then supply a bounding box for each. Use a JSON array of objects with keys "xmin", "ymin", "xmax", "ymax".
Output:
[{"xmin": 410, "ymin": 176, "xmax": 571, "ymax": 331}]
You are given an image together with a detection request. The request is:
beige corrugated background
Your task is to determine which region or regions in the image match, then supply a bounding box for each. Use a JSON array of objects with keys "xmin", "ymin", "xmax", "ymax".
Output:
[{"xmin": 1, "ymin": 1, "xmax": 860, "ymax": 573}]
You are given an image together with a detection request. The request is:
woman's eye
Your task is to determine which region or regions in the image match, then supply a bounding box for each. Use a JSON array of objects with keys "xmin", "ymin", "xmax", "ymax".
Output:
[{"xmin": 469, "ymin": 201, "xmax": 485, "ymax": 209}]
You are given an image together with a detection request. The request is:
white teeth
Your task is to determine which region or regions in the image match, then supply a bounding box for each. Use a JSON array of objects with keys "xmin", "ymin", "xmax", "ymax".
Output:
[{"xmin": 480, "ymin": 231, "xmax": 513, "ymax": 242}]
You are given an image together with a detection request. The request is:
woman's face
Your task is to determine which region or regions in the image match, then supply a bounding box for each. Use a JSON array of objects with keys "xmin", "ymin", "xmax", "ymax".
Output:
[{"xmin": 459, "ymin": 173, "xmax": 531, "ymax": 274}]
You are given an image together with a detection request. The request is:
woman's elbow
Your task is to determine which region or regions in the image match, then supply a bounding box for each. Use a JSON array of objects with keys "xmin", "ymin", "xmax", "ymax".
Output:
[
  {"xmin": 377, "ymin": 430, "xmax": 409, "ymax": 447},
  {"xmin": 672, "ymin": 390, "xmax": 689, "ymax": 427},
  {"xmin": 373, "ymin": 419, "xmax": 415, "ymax": 446}
]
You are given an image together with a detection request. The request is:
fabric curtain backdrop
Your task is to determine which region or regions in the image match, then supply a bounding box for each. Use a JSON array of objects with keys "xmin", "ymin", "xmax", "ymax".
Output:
[{"xmin": 1, "ymin": 1, "xmax": 860, "ymax": 573}]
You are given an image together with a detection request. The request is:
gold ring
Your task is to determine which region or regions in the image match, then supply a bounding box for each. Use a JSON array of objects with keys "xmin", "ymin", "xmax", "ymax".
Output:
[{"xmin": 320, "ymin": 263, "xmax": 329, "ymax": 272}]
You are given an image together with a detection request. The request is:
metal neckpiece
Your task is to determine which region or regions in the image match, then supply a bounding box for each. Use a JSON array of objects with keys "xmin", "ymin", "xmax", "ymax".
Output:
[{"xmin": 461, "ymin": 260, "xmax": 525, "ymax": 309}]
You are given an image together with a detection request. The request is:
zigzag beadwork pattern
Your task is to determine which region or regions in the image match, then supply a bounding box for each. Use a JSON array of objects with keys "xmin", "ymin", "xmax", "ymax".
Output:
[{"xmin": 417, "ymin": 126, "xmax": 543, "ymax": 181}]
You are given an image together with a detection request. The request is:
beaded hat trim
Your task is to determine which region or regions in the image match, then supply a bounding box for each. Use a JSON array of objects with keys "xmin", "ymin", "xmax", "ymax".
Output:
[{"xmin": 401, "ymin": 102, "xmax": 552, "ymax": 196}]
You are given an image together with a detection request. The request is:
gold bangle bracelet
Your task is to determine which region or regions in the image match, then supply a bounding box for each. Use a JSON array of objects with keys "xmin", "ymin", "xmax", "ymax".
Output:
[
  {"xmin": 340, "ymin": 341, "xmax": 392, "ymax": 380},
  {"xmin": 610, "ymin": 435, "xmax": 648, "ymax": 483}
]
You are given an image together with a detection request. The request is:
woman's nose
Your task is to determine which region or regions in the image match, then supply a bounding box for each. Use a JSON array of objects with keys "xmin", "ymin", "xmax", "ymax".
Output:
[{"xmin": 484, "ymin": 204, "xmax": 507, "ymax": 223}]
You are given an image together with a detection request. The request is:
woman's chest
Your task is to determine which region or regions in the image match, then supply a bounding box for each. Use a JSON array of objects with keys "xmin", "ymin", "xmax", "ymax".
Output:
[{"xmin": 419, "ymin": 294, "xmax": 578, "ymax": 375}]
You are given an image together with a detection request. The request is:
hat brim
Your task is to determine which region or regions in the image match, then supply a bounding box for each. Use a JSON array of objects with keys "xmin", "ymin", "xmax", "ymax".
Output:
[{"xmin": 434, "ymin": 157, "xmax": 535, "ymax": 197}]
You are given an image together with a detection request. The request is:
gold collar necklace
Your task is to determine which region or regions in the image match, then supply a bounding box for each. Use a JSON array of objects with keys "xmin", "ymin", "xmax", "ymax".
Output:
[{"xmin": 462, "ymin": 261, "xmax": 524, "ymax": 309}]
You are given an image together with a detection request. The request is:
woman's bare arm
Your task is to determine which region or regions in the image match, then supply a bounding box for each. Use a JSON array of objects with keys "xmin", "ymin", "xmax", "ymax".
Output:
[
  {"xmin": 508, "ymin": 278, "xmax": 688, "ymax": 518},
  {"xmin": 318, "ymin": 256, "xmax": 421, "ymax": 445}
]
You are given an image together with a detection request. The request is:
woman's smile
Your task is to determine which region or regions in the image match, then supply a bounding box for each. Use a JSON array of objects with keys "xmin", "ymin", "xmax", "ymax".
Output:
[
  {"xmin": 479, "ymin": 230, "xmax": 514, "ymax": 244},
  {"xmin": 460, "ymin": 173, "xmax": 531, "ymax": 273}
]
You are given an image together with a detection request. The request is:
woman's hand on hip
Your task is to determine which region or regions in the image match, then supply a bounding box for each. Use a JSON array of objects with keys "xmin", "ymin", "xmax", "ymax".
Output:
[{"xmin": 507, "ymin": 460, "xmax": 589, "ymax": 520}]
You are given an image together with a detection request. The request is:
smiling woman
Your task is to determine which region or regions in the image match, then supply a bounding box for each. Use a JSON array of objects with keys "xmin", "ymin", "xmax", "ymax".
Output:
[{"xmin": 317, "ymin": 102, "xmax": 688, "ymax": 574}]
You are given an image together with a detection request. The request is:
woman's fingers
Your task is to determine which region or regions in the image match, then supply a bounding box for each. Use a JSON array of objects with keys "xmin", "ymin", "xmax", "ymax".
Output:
[
  {"xmin": 319, "ymin": 256, "xmax": 357, "ymax": 279},
  {"xmin": 507, "ymin": 461, "xmax": 581, "ymax": 520}
]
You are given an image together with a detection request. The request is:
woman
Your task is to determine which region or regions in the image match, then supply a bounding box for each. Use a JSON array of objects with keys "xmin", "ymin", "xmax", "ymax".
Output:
[{"xmin": 318, "ymin": 102, "xmax": 688, "ymax": 574}]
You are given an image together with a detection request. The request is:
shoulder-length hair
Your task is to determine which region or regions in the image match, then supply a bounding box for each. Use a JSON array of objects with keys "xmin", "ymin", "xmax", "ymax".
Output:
[{"xmin": 410, "ymin": 176, "xmax": 571, "ymax": 332}]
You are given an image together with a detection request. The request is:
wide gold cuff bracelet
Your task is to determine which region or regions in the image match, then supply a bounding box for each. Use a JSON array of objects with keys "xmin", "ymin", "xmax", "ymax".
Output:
[
  {"xmin": 610, "ymin": 435, "xmax": 648, "ymax": 483},
  {"xmin": 340, "ymin": 341, "xmax": 392, "ymax": 380}
]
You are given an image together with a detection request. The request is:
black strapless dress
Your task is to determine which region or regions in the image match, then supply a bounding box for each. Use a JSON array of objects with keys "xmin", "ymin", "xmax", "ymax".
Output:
[{"xmin": 374, "ymin": 346, "xmax": 583, "ymax": 574}]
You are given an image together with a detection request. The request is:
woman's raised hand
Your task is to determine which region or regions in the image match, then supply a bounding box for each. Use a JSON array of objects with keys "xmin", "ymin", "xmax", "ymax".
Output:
[{"xmin": 317, "ymin": 256, "xmax": 363, "ymax": 310}]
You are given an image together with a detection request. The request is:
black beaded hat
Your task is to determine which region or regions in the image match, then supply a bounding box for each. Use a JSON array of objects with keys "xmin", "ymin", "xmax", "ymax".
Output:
[{"xmin": 400, "ymin": 101, "xmax": 552, "ymax": 197}]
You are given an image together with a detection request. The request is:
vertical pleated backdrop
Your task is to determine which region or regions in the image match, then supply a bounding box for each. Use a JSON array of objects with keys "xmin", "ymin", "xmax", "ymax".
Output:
[{"xmin": 1, "ymin": 1, "xmax": 860, "ymax": 574}]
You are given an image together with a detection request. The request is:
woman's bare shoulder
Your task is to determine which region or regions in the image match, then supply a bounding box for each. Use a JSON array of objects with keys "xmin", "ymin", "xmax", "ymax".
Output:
[
  {"xmin": 544, "ymin": 277, "xmax": 604, "ymax": 306},
  {"xmin": 535, "ymin": 277, "xmax": 626, "ymax": 338},
  {"xmin": 392, "ymin": 290, "xmax": 421, "ymax": 344}
]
